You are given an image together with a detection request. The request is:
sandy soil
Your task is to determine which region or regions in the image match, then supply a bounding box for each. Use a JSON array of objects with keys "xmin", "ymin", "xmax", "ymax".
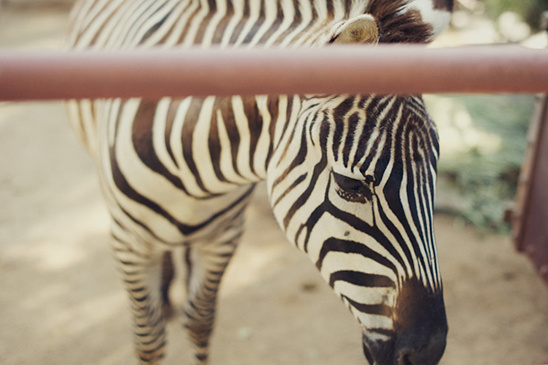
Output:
[{"xmin": 1, "ymin": 4, "xmax": 548, "ymax": 365}]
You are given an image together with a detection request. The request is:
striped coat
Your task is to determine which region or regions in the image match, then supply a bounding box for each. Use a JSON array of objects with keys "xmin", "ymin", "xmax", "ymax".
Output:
[{"xmin": 67, "ymin": 0, "xmax": 453, "ymax": 364}]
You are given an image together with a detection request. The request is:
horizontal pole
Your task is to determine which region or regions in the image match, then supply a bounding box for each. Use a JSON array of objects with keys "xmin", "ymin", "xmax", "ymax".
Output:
[{"xmin": 0, "ymin": 45, "xmax": 547, "ymax": 101}]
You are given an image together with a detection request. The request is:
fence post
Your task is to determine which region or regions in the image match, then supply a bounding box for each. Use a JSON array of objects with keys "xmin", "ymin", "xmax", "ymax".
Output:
[{"xmin": 509, "ymin": 11, "xmax": 548, "ymax": 286}]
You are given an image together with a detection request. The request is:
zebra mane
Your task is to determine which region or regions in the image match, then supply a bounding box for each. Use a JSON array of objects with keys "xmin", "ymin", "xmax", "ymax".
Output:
[
  {"xmin": 367, "ymin": 0, "xmax": 434, "ymax": 43},
  {"xmin": 318, "ymin": 0, "xmax": 453, "ymax": 43}
]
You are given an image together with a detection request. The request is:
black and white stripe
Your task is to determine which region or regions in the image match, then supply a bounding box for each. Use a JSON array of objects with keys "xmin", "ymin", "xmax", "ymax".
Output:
[{"xmin": 67, "ymin": 0, "xmax": 452, "ymax": 364}]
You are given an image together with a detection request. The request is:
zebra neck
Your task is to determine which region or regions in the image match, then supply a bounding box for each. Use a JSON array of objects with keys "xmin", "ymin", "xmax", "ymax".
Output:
[
  {"xmin": 68, "ymin": 0, "xmax": 374, "ymax": 49},
  {"xmin": 181, "ymin": 0, "xmax": 372, "ymax": 48},
  {"xmin": 156, "ymin": 93, "xmax": 298, "ymax": 192}
]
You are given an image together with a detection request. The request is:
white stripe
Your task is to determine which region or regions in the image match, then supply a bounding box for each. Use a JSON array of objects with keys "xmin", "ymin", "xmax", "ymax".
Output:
[
  {"xmin": 281, "ymin": 0, "xmax": 314, "ymax": 47},
  {"xmin": 233, "ymin": 0, "xmax": 262, "ymax": 46},
  {"xmin": 220, "ymin": 0, "xmax": 245, "ymax": 47},
  {"xmin": 374, "ymin": 103, "xmax": 414, "ymax": 278},
  {"xmin": 264, "ymin": 0, "xmax": 296, "ymax": 47},
  {"xmin": 353, "ymin": 97, "xmax": 395, "ymax": 175},
  {"xmin": 200, "ymin": 0, "xmax": 228, "ymax": 47},
  {"xmin": 348, "ymin": 98, "xmax": 372, "ymax": 168},
  {"xmin": 152, "ymin": 98, "xmax": 180, "ymax": 176},
  {"xmin": 72, "ymin": 0, "xmax": 124, "ymax": 49},
  {"xmin": 193, "ymin": 96, "xmax": 243, "ymax": 192},
  {"xmin": 231, "ymin": 96, "xmax": 255, "ymax": 180},
  {"xmin": 140, "ymin": 0, "xmax": 188, "ymax": 47},
  {"xmin": 182, "ymin": 0, "xmax": 211, "ymax": 47},
  {"xmin": 105, "ymin": 1, "xmax": 157, "ymax": 48},
  {"xmin": 246, "ymin": 0, "xmax": 278, "ymax": 47},
  {"xmin": 254, "ymin": 96, "xmax": 273, "ymax": 178},
  {"xmin": 215, "ymin": 109, "xmax": 250, "ymax": 184},
  {"xmin": 164, "ymin": 0, "xmax": 201, "ymax": 46},
  {"xmin": 169, "ymin": 97, "xmax": 210, "ymax": 197},
  {"xmin": 118, "ymin": 1, "xmax": 166, "ymax": 48}
]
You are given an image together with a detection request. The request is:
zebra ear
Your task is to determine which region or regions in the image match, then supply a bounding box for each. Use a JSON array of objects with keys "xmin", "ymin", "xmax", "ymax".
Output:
[{"xmin": 330, "ymin": 15, "xmax": 379, "ymax": 45}]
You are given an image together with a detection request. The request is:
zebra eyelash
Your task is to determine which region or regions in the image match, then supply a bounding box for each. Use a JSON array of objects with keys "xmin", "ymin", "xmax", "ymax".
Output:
[{"xmin": 332, "ymin": 171, "xmax": 375, "ymax": 203}]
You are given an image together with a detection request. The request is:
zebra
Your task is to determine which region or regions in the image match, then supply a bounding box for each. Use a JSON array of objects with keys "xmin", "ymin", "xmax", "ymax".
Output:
[{"xmin": 66, "ymin": 0, "xmax": 453, "ymax": 364}]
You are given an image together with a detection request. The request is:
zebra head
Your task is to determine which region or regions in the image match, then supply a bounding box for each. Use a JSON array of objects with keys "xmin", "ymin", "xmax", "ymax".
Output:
[
  {"xmin": 267, "ymin": 1, "xmax": 452, "ymax": 364},
  {"xmin": 268, "ymin": 92, "xmax": 447, "ymax": 365}
]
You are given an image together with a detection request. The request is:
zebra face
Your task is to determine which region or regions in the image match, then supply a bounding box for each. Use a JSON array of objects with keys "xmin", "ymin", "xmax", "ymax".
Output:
[{"xmin": 267, "ymin": 94, "xmax": 447, "ymax": 365}]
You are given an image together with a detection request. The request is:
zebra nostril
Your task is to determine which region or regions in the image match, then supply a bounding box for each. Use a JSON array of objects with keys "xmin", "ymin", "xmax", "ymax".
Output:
[
  {"xmin": 395, "ymin": 331, "xmax": 446, "ymax": 365},
  {"xmin": 396, "ymin": 352, "xmax": 414, "ymax": 365}
]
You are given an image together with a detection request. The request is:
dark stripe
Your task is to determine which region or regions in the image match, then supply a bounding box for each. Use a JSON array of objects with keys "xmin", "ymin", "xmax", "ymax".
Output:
[
  {"xmin": 244, "ymin": 97, "xmax": 261, "ymax": 176},
  {"xmin": 299, "ymin": 179, "xmax": 407, "ymax": 267},
  {"xmin": 342, "ymin": 295, "xmax": 393, "ymax": 317},
  {"xmin": 329, "ymin": 270, "xmax": 395, "ymax": 288},
  {"xmin": 207, "ymin": 101, "xmax": 226, "ymax": 183},
  {"xmin": 332, "ymin": 98, "xmax": 353, "ymax": 159},
  {"xmin": 380, "ymin": 117, "xmax": 428, "ymax": 269},
  {"xmin": 272, "ymin": 172, "xmax": 307, "ymax": 207},
  {"xmin": 370, "ymin": 327, "xmax": 394, "ymax": 337},
  {"xmin": 132, "ymin": 101, "xmax": 189, "ymax": 194},
  {"xmin": 271, "ymin": 117, "xmax": 307, "ymax": 192},
  {"xmin": 257, "ymin": 3, "xmax": 282, "ymax": 44},
  {"xmin": 243, "ymin": 1, "xmax": 265, "ymax": 43},
  {"xmin": 264, "ymin": 96, "xmax": 280, "ymax": 167},
  {"xmin": 343, "ymin": 112, "xmax": 359, "ymax": 167},
  {"xmin": 269, "ymin": 0, "xmax": 302, "ymax": 45},
  {"xmin": 272, "ymin": 95, "xmax": 295, "ymax": 152},
  {"xmin": 373, "ymin": 199, "xmax": 413, "ymax": 278},
  {"xmin": 316, "ymin": 237, "xmax": 398, "ymax": 275},
  {"xmin": 109, "ymin": 147, "xmax": 254, "ymax": 236},
  {"xmin": 281, "ymin": 120, "xmax": 329, "ymax": 229},
  {"xmin": 358, "ymin": 97, "xmax": 397, "ymax": 174},
  {"xmin": 122, "ymin": 1, "xmax": 163, "ymax": 45},
  {"xmin": 121, "ymin": 205, "xmax": 169, "ymax": 243},
  {"xmin": 404, "ymin": 127, "xmax": 427, "ymax": 244},
  {"xmin": 164, "ymin": 101, "xmax": 180, "ymax": 169},
  {"xmin": 281, "ymin": 154, "xmax": 325, "ymax": 230},
  {"xmin": 193, "ymin": 3, "xmax": 216, "ymax": 45},
  {"xmin": 229, "ymin": 0, "xmax": 250, "ymax": 44},
  {"xmin": 218, "ymin": 98, "xmax": 242, "ymax": 176},
  {"xmin": 212, "ymin": 0, "xmax": 234, "ymax": 44},
  {"xmin": 181, "ymin": 99, "xmax": 214, "ymax": 194},
  {"xmin": 175, "ymin": 1, "xmax": 202, "ymax": 44},
  {"xmin": 409, "ymin": 130, "xmax": 432, "ymax": 249},
  {"xmin": 139, "ymin": 2, "xmax": 171, "ymax": 43}
]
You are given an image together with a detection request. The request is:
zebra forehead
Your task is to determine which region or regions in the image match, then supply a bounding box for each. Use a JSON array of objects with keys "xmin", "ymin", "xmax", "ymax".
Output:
[
  {"xmin": 325, "ymin": 96, "xmax": 435, "ymax": 141},
  {"xmin": 316, "ymin": 95, "xmax": 438, "ymax": 175}
]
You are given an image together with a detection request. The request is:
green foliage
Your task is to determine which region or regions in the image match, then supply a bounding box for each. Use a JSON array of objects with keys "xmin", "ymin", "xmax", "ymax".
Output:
[
  {"xmin": 426, "ymin": 94, "xmax": 536, "ymax": 232},
  {"xmin": 479, "ymin": 0, "xmax": 547, "ymax": 30}
]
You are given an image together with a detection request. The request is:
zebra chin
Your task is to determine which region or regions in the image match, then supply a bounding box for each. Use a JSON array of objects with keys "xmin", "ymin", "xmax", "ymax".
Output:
[{"xmin": 361, "ymin": 278, "xmax": 448, "ymax": 365}]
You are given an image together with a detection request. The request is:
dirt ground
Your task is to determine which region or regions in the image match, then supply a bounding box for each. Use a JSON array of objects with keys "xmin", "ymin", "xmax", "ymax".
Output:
[{"xmin": 1, "ymin": 4, "xmax": 548, "ymax": 365}]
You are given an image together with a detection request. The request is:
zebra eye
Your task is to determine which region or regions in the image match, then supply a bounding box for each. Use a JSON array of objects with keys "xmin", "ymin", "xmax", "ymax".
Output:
[{"xmin": 332, "ymin": 172, "xmax": 374, "ymax": 203}]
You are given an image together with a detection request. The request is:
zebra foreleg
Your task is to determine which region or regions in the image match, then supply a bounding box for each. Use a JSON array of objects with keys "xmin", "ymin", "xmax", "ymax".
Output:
[
  {"xmin": 183, "ymin": 238, "xmax": 240, "ymax": 364},
  {"xmin": 112, "ymin": 236, "xmax": 168, "ymax": 364}
]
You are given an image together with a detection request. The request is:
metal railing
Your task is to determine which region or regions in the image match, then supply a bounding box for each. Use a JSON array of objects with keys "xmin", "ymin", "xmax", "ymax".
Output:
[{"xmin": 0, "ymin": 45, "xmax": 547, "ymax": 101}]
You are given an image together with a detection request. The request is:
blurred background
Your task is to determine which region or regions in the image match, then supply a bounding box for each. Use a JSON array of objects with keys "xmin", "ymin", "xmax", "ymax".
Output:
[{"xmin": 1, "ymin": 1, "xmax": 547, "ymax": 364}]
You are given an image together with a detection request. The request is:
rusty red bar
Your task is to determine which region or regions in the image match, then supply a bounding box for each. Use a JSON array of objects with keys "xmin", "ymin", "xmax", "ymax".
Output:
[
  {"xmin": 511, "ymin": 93, "xmax": 548, "ymax": 286},
  {"xmin": 0, "ymin": 45, "xmax": 547, "ymax": 101}
]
